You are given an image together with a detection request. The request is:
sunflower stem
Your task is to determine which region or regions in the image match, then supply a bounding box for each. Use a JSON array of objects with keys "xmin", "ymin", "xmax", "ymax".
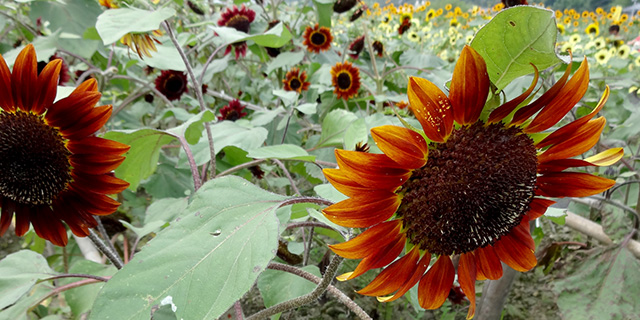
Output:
[
  {"xmin": 176, "ymin": 135, "xmax": 203, "ymax": 190},
  {"xmin": 88, "ymin": 229, "xmax": 124, "ymax": 269}
]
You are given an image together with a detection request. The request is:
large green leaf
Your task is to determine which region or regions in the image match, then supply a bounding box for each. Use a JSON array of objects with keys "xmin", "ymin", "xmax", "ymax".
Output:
[
  {"xmin": 312, "ymin": 0, "xmax": 333, "ymax": 28},
  {"xmin": 104, "ymin": 129, "xmax": 176, "ymax": 191},
  {"xmin": 96, "ymin": 8, "xmax": 176, "ymax": 45},
  {"xmin": 553, "ymin": 246, "xmax": 640, "ymax": 319},
  {"xmin": 90, "ymin": 176, "xmax": 287, "ymax": 320},
  {"xmin": 0, "ymin": 250, "xmax": 54, "ymax": 310},
  {"xmin": 165, "ymin": 110, "xmax": 216, "ymax": 145},
  {"xmin": 59, "ymin": 261, "xmax": 117, "ymax": 319},
  {"xmin": 247, "ymin": 144, "xmax": 316, "ymax": 162},
  {"xmin": 471, "ymin": 6, "xmax": 561, "ymax": 91},
  {"xmin": 210, "ymin": 22, "xmax": 292, "ymax": 48},
  {"xmin": 315, "ymin": 109, "xmax": 359, "ymax": 148}
]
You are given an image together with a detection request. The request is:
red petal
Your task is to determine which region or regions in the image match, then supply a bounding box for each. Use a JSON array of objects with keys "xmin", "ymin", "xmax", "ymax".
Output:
[
  {"xmin": 524, "ymin": 58, "xmax": 590, "ymax": 133},
  {"xmin": 329, "ymin": 220, "xmax": 403, "ymax": 259},
  {"xmin": 46, "ymin": 91, "xmax": 102, "ymax": 128},
  {"xmin": 526, "ymin": 198, "xmax": 556, "ymax": 221},
  {"xmin": 72, "ymin": 78, "xmax": 98, "ymax": 94},
  {"xmin": 371, "ymin": 125, "xmax": 428, "ymax": 168},
  {"xmin": 510, "ymin": 220, "xmax": 535, "ymax": 251},
  {"xmin": 30, "ymin": 207, "xmax": 68, "ymax": 246},
  {"xmin": 474, "ymin": 245, "xmax": 503, "ymax": 280},
  {"xmin": 0, "ymin": 52, "xmax": 15, "ymax": 111},
  {"xmin": 14, "ymin": 204, "xmax": 31, "ymax": 236},
  {"xmin": 536, "ymin": 172, "xmax": 616, "ymax": 197},
  {"xmin": 337, "ymin": 232, "xmax": 405, "ymax": 281},
  {"xmin": 65, "ymin": 186, "xmax": 122, "ymax": 216},
  {"xmin": 66, "ymin": 136, "xmax": 130, "ymax": 155},
  {"xmin": 494, "ymin": 234, "xmax": 537, "ymax": 272},
  {"xmin": 323, "ymin": 168, "xmax": 377, "ymax": 197},
  {"xmin": 537, "ymin": 118, "xmax": 606, "ymax": 164},
  {"xmin": 323, "ymin": 192, "xmax": 400, "ymax": 228},
  {"xmin": 62, "ymin": 105, "xmax": 113, "ymax": 140},
  {"xmin": 11, "ymin": 44, "xmax": 38, "ymax": 112},
  {"xmin": 0, "ymin": 198, "xmax": 16, "ymax": 236},
  {"xmin": 70, "ymin": 154, "xmax": 126, "ymax": 175},
  {"xmin": 450, "ymin": 45, "xmax": 490, "ymax": 125},
  {"xmin": 72, "ymin": 173, "xmax": 130, "ymax": 195},
  {"xmin": 458, "ymin": 252, "xmax": 477, "ymax": 320},
  {"xmin": 377, "ymin": 252, "xmax": 432, "ymax": 303},
  {"xmin": 358, "ymin": 246, "xmax": 421, "ymax": 296},
  {"xmin": 335, "ymin": 149, "xmax": 411, "ymax": 189},
  {"xmin": 418, "ymin": 255, "xmax": 455, "ymax": 309},
  {"xmin": 488, "ymin": 64, "xmax": 539, "ymax": 124},
  {"xmin": 33, "ymin": 59, "xmax": 61, "ymax": 114},
  {"xmin": 408, "ymin": 77, "xmax": 453, "ymax": 142}
]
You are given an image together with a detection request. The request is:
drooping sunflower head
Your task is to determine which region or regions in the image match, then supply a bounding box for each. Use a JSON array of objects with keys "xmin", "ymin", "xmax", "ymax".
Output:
[
  {"xmin": 120, "ymin": 30, "xmax": 163, "ymax": 59},
  {"xmin": 322, "ymin": 45, "xmax": 622, "ymax": 319},
  {"xmin": 333, "ymin": 0, "xmax": 357, "ymax": 14},
  {"xmin": 330, "ymin": 61, "xmax": 360, "ymax": 100},
  {"xmin": 372, "ymin": 40, "xmax": 384, "ymax": 57},
  {"xmin": 155, "ymin": 70, "xmax": 188, "ymax": 101},
  {"xmin": 217, "ymin": 4, "xmax": 256, "ymax": 33},
  {"xmin": 282, "ymin": 68, "xmax": 310, "ymax": 93},
  {"xmin": 218, "ymin": 99, "xmax": 248, "ymax": 121},
  {"xmin": 0, "ymin": 44, "xmax": 130, "ymax": 246},
  {"xmin": 302, "ymin": 24, "xmax": 333, "ymax": 53},
  {"xmin": 348, "ymin": 35, "xmax": 366, "ymax": 59},
  {"xmin": 398, "ymin": 19, "xmax": 412, "ymax": 35}
]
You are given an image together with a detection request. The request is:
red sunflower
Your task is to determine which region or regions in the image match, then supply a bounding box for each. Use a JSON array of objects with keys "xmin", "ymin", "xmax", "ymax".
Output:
[
  {"xmin": 0, "ymin": 44, "xmax": 130, "ymax": 246},
  {"xmin": 322, "ymin": 45, "xmax": 622, "ymax": 319},
  {"xmin": 283, "ymin": 68, "xmax": 311, "ymax": 93},
  {"xmin": 37, "ymin": 54, "xmax": 70, "ymax": 84},
  {"xmin": 155, "ymin": 70, "xmax": 189, "ymax": 101},
  {"xmin": 331, "ymin": 61, "xmax": 360, "ymax": 100},
  {"xmin": 218, "ymin": 99, "xmax": 247, "ymax": 121},
  {"xmin": 348, "ymin": 35, "xmax": 365, "ymax": 60},
  {"xmin": 303, "ymin": 24, "xmax": 333, "ymax": 53},
  {"xmin": 372, "ymin": 40, "xmax": 384, "ymax": 57},
  {"xmin": 218, "ymin": 5, "xmax": 256, "ymax": 59}
]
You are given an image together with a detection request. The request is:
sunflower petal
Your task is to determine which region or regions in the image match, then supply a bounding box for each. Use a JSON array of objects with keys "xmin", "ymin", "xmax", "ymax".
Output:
[
  {"xmin": 335, "ymin": 149, "xmax": 411, "ymax": 189},
  {"xmin": 474, "ymin": 245, "xmax": 503, "ymax": 280},
  {"xmin": 323, "ymin": 192, "xmax": 401, "ymax": 228},
  {"xmin": 323, "ymin": 168, "xmax": 373, "ymax": 196},
  {"xmin": 0, "ymin": 52, "xmax": 14, "ymax": 111},
  {"xmin": 524, "ymin": 57, "xmax": 590, "ymax": 133},
  {"xmin": 70, "ymin": 154, "xmax": 126, "ymax": 175},
  {"xmin": 11, "ymin": 44, "xmax": 38, "ymax": 112},
  {"xmin": 510, "ymin": 220, "xmax": 535, "ymax": 251},
  {"xmin": 371, "ymin": 125, "xmax": 428, "ymax": 168},
  {"xmin": 583, "ymin": 148, "xmax": 624, "ymax": 167},
  {"xmin": 378, "ymin": 252, "xmax": 431, "ymax": 303},
  {"xmin": 329, "ymin": 220, "xmax": 403, "ymax": 259},
  {"xmin": 458, "ymin": 252, "xmax": 477, "ymax": 320},
  {"xmin": 488, "ymin": 64, "xmax": 539, "ymax": 124},
  {"xmin": 66, "ymin": 136, "xmax": 130, "ymax": 155},
  {"xmin": 450, "ymin": 45, "xmax": 490, "ymax": 125},
  {"xmin": 14, "ymin": 204, "xmax": 31, "ymax": 236},
  {"xmin": 31, "ymin": 207, "xmax": 68, "ymax": 246},
  {"xmin": 494, "ymin": 233, "xmax": 537, "ymax": 272},
  {"xmin": 337, "ymin": 233, "xmax": 405, "ymax": 281},
  {"xmin": 526, "ymin": 198, "xmax": 556, "ymax": 221},
  {"xmin": 537, "ymin": 172, "xmax": 615, "ymax": 197},
  {"xmin": 72, "ymin": 172, "xmax": 130, "ymax": 195},
  {"xmin": 0, "ymin": 199, "xmax": 16, "ymax": 236},
  {"xmin": 33, "ymin": 59, "xmax": 61, "ymax": 114},
  {"xmin": 418, "ymin": 255, "xmax": 455, "ymax": 309},
  {"xmin": 358, "ymin": 246, "xmax": 421, "ymax": 296},
  {"xmin": 46, "ymin": 92, "xmax": 102, "ymax": 128},
  {"xmin": 408, "ymin": 77, "xmax": 453, "ymax": 142},
  {"xmin": 63, "ymin": 105, "xmax": 113, "ymax": 140},
  {"xmin": 537, "ymin": 117, "xmax": 606, "ymax": 163}
]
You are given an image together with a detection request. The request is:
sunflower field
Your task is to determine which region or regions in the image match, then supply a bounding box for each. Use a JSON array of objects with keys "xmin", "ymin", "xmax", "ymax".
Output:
[{"xmin": 1, "ymin": 0, "xmax": 640, "ymax": 319}]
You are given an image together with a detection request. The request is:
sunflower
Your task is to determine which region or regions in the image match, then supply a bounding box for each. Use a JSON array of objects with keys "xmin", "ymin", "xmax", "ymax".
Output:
[
  {"xmin": 407, "ymin": 31, "xmax": 420, "ymax": 43},
  {"xmin": 426, "ymin": 9, "xmax": 436, "ymax": 21},
  {"xmin": 282, "ymin": 68, "xmax": 310, "ymax": 93},
  {"xmin": 333, "ymin": 0, "xmax": 357, "ymax": 14},
  {"xmin": 585, "ymin": 22, "xmax": 600, "ymax": 36},
  {"xmin": 635, "ymin": 56, "xmax": 640, "ymax": 67},
  {"xmin": 154, "ymin": 70, "xmax": 188, "ymax": 101},
  {"xmin": 445, "ymin": 3, "xmax": 452, "ymax": 11},
  {"xmin": 0, "ymin": 45, "xmax": 129, "ymax": 246},
  {"xmin": 372, "ymin": 40, "xmax": 384, "ymax": 57},
  {"xmin": 99, "ymin": 0, "xmax": 117, "ymax": 9},
  {"xmin": 594, "ymin": 37, "xmax": 606, "ymax": 49},
  {"xmin": 331, "ymin": 61, "xmax": 360, "ymax": 100},
  {"xmin": 348, "ymin": 35, "xmax": 366, "ymax": 59},
  {"xmin": 120, "ymin": 30, "xmax": 163, "ymax": 59},
  {"xmin": 501, "ymin": 0, "xmax": 529, "ymax": 8},
  {"xmin": 400, "ymin": 11, "xmax": 413, "ymax": 24},
  {"xmin": 569, "ymin": 34, "xmax": 581, "ymax": 44},
  {"xmin": 218, "ymin": 99, "xmax": 247, "ymax": 121},
  {"xmin": 218, "ymin": 5, "xmax": 256, "ymax": 59},
  {"xmin": 303, "ymin": 24, "xmax": 333, "ymax": 53},
  {"xmin": 37, "ymin": 54, "xmax": 70, "ymax": 85},
  {"xmin": 381, "ymin": 13, "xmax": 392, "ymax": 24},
  {"xmin": 398, "ymin": 19, "xmax": 412, "ymax": 35},
  {"xmin": 557, "ymin": 23, "xmax": 566, "ymax": 35},
  {"xmin": 322, "ymin": 46, "xmax": 621, "ymax": 319}
]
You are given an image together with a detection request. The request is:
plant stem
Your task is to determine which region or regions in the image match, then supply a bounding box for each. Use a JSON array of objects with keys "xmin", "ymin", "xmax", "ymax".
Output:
[
  {"xmin": 176, "ymin": 135, "xmax": 203, "ymax": 190},
  {"xmin": 87, "ymin": 229, "xmax": 124, "ymax": 269},
  {"xmin": 273, "ymin": 159, "xmax": 300, "ymax": 195}
]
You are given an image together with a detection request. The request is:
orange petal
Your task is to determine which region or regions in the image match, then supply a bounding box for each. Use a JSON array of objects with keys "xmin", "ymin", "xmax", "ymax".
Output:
[
  {"xmin": 33, "ymin": 59, "xmax": 61, "ymax": 114},
  {"xmin": 537, "ymin": 117, "xmax": 606, "ymax": 163},
  {"xmin": 536, "ymin": 86, "xmax": 609, "ymax": 149},
  {"xmin": 11, "ymin": 44, "xmax": 38, "ymax": 112},
  {"xmin": 72, "ymin": 173, "xmax": 130, "ymax": 195},
  {"xmin": 30, "ymin": 207, "xmax": 68, "ymax": 246},
  {"xmin": 371, "ymin": 125, "xmax": 428, "ymax": 168},
  {"xmin": 511, "ymin": 57, "xmax": 574, "ymax": 126},
  {"xmin": 46, "ymin": 91, "xmax": 102, "ymax": 127},
  {"xmin": 0, "ymin": 51, "xmax": 15, "ymax": 111},
  {"xmin": 488, "ymin": 64, "xmax": 539, "ymax": 124},
  {"xmin": 377, "ymin": 252, "xmax": 431, "ymax": 303},
  {"xmin": 418, "ymin": 255, "xmax": 455, "ymax": 309},
  {"xmin": 70, "ymin": 154, "xmax": 126, "ymax": 175},
  {"xmin": 337, "ymin": 232, "xmax": 405, "ymax": 281},
  {"xmin": 536, "ymin": 172, "xmax": 616, "ymax": 197},
  {"xmin": 66, "ymin": 136, "xmax": 130, "ymax": 155},
  {"xmin": 450, "ymin": 45, "xmax": 490, "ymax": 125},
  {"xmin": 358, "ymin": 246, "xmax": 421, "ymax": 296},
  {"xmin": 458, "ymin": 252, "xmax": 477, "ymax": 320},
  {"xmin": 526, "ymin": 198, "xmax": 556, "ymax": 221},
  {"xmin": 494, "ymin": 234, "xmax": 536, "ymax": 272},
  {"xmin": 407, "ymin": 77, "xmax": 453, "ymax": 142},
  {"xmin": 65, "ymin": 186, "xmax": 122, "ymax": 216},
  {"xmin": 72, "ymin": 78, "xmax": 98, "ymax": 94},
  {"xmin": 329, "ymin": 220, "xmax": 403, "ymax": 259},
  {"xmin": 537, "ymin": 148, "xmax": 623, "ymax": 173},
  {"xmin": 335, "ymin": 149, "xmax": 411, "ymax": 189},
  {"xmin": 0, "ymin": 199, "xmax": 16, "ymax": 236},
  {"xmin": 524, "ymin": 57, "xmax": 590, "ymax": 133},
  {"xmin": 323, "ymin": 192, "xmax": 401, "ymax": 228},
  {"xmin": 474, "ymin": 245, "xmax": 503, "ymax": 280},
  {"xmin": 510, "ymin": 220, "xmax": 535, "ymax": 251},
  {"xmin": 323, "ymin": 168, "xmax": 373, "ymax": 197},
  {"xmin": 62, "ymin": 105, "xmax": 113, "ymax": 140},
  {"xmin": 14, "ymin": 204, "xmax": 31, "ymax": 236},
  {"xmin": 583, "ymin": 148, "xmax": 624, "ymax": 167}
]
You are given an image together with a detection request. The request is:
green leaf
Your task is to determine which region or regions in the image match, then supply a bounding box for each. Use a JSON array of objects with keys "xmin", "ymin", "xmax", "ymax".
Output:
[
  {"xmin": 247, "ymin": 144, "xmax": 316, "ymax": 162},
  {"xmin": 210, "ymin": 22, "xmax": 291, "ymax": 48},
  {"xmin": 59, "ymin": 261, "xmax": 117, "ymax": 318},
  {"xmin": 315, "ymin": 109, "xmax": 359, "ymax": 148},
  {"xmin": 104, "ymin": 129, "xmax": 176, "ymax": 191},
  {"xmin": 165, "ymin": 110, "xmax": 216, "ymax": 145},
  {"xmin": 144, "ymin": 197, "xmax": 189, "ymax": 227},
  {"xmin": 272, "ymin": 89, "xmax": 298, "ymax": 106},
  {"xmin": 313, "ymin": 0, "xmax": 333, "ymax": 28},
  {"xmin": 343, "ymin": 118, "xmax": 368, "ymax": 151},
  {"xmin": 295, "ymin": 103, "xmax": 317, "ymax": 115},
  {"xmin": 542, "ymin": 207, "xmax": 566, "ymax": 225},
  {"xmin": 96, "ymin": 8, "xmax": 176, "ymax": 45},
  {"xmin": 471, "ymin": 6, "xmax": 562, "ymax": 91},
  {"xmin": 0, "ymin": 282, "xmax": 52, "ymax": 320},
  {"xmin": 266, "ymin": 51, "xmax": 305, "ymax": 74},
  {"xmin": 257, "ymin": 265, "xmax": 322, "ymax": 319},
  {"xmin": 553, "ymin": 246, "xmax": 640, "ymax": 319},
  {"xmin": 0, "ymin": 250, "xmax": 54, "ymax": 310},
  {"xmin": 90, "ymin": 176, "xmax": 287, "ymax": 320},
  {"xmin": 186, "ymin": 121, "xmax": 269, "ymax": 166}
]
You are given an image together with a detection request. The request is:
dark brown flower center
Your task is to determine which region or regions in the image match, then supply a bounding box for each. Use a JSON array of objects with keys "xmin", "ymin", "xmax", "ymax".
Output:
[
  {"xmin": 226, "ymin": 15, "xmax": 251, "ymax": 33},
  {"xmin": 0, "ymin": 111, "xmax": 72, "ymax": 205},
  {"xmin": 311, "ymin": 32, "xmax": 327, "ymax": 46},
  {"xmin": 337, "ymin": 72, "xmax": 352, "ymax": 90},
  {"xmin": 165, "ymin": 75, "xmax": 185, "ymax": 93},
  {"xmin": 289, "ymin": 78, "xmax": 301, "ymax": 90},
  {"xmin": 396, "ymin": 122, "xmax": 537, "ymax": 255}
]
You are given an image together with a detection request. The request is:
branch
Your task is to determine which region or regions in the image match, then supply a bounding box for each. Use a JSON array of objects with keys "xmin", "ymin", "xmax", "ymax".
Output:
[{"xmin": 564, "ymin": 211, "xmax": 640, "ymax": 258}]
